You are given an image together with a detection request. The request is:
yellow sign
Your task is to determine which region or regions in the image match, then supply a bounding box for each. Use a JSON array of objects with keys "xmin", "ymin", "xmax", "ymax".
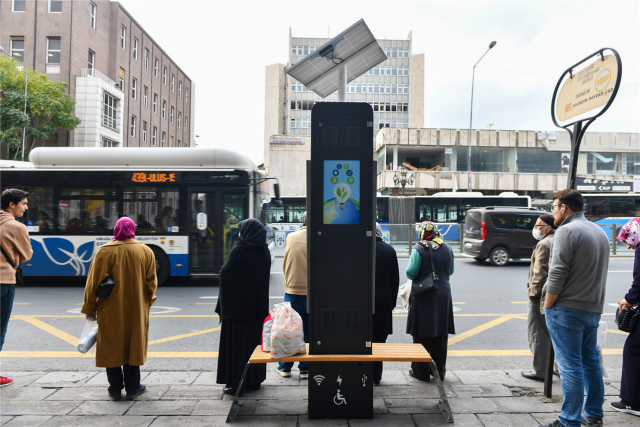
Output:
[
  {"xmin": 132, "ymin": 173, "xmax": 176, "ymax": 183},
  {"xmin": 556, "ymin": 54, "xmax": 618, "ymax": 122}
]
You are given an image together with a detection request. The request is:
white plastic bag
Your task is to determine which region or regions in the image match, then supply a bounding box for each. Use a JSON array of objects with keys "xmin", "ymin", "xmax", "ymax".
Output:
[
  {"xmin": 77, "ymin": 319, "xmax": 98, "ymax": 354},
  {"xmin": 399, "ymin": 281, "xmax": 411, "ymax": 309},
  {"xmin": 262, "ymin": 303, "xmax": 284, "ymax": 352},
  {"xmin": 269, "ymin": 302, "xmax": 306, "ymax": 359},
  {"xmin": 596, "ymin": 320, "xmax": 608, "ymax": 378}
]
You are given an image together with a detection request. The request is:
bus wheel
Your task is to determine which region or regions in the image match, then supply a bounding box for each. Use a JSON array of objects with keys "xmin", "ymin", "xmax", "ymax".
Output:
[{"xmin": 151, "ymin": 246, "xmax": 170, "ymax": 286}]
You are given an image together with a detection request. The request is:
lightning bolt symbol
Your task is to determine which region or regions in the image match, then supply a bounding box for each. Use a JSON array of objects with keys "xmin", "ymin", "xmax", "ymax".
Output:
[{"xmin": 337, "ymin": 375, "xmax": 342, "ymax": 386}]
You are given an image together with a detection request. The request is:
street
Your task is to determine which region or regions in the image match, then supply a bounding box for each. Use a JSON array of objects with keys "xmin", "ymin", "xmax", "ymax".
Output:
[{"xmin": 3, "ymin": 256, "xmax": 633, "ymax": 374}]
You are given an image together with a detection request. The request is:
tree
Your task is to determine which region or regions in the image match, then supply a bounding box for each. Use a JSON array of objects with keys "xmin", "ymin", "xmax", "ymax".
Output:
[{"xmin": 0, "ymin": 56, "xmax": 80, "ymax": 160}]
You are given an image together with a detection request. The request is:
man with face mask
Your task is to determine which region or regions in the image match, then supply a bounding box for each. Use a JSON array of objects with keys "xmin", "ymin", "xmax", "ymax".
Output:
[{"xmin": 521, "ymin": 214, "xmax": 556, "ymax": 382}]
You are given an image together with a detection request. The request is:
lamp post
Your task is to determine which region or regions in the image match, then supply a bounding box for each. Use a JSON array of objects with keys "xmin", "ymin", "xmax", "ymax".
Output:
[
  {"xmin": 0, "ymin": 46, "xmax": 29, "ymax": 162},
  {"xmin": 467, "ymin": 41, "xmax": 496, "ymax": 192},
  {"xmin": 393, "ymin": 164, "xmax": 415, "ymax": 196}
]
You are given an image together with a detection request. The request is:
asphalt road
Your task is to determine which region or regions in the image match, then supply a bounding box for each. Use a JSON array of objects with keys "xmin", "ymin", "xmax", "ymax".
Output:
[{"xmin": 2, "ymin": 256, "xmax": 634, "ymax": 376}]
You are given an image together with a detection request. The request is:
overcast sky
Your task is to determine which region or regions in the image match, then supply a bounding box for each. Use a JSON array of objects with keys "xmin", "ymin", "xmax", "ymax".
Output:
[{"xmin": 120, "ymin": 0, "xmax": 639, "ymax": 165}]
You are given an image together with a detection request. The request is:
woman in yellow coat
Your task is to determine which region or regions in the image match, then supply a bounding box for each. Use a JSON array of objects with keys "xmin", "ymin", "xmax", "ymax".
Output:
[{"xmin": 81, "ymin": 217, "xmax": 157, "ymax": 401}]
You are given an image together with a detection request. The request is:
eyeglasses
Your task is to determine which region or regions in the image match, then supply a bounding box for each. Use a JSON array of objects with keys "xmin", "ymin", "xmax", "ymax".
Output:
[{"xmin": 552, "ymin": 204, "xmax": 563, "ymax": 210}]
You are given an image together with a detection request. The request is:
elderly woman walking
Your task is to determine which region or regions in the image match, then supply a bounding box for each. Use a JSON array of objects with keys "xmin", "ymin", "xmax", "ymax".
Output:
[
  {"xmin": 406, "ymin": 221, "xmax": 455, "ymax": 381},
  {"xmin": 611, "ymin": 218, "xmax": 640, "ymax": 416},
  {"xmin": 81, "ymin": 217, "xmax": 157, "ymax": 400},
  {"xmin": 215, "ymin": 219, "xmax": 271, "ymax": 396}
]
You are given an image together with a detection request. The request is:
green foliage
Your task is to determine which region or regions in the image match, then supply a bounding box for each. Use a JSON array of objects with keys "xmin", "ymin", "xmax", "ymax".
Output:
[{"xmin": 0, "ymin": 56, "xmax": 81, "ymax": 160}]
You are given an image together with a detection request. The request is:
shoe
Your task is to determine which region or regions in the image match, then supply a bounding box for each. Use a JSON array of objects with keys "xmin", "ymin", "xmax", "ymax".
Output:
[
  {"xmin": 538, "ymin": 420, "xmax": 564, "ymax": 427},
  {"xmin": 125, "ymin": 384, "xmax": 147, "ymax": 400},
  {"xmin": 0, "ymin": 376, "xmax": 14, "ymax": 387},
  {"xmin": 223, "ymin": 386, "xmax": 244, "ymax": 397},
  {"xmin": 582, "ymin": 409, "xmax": 603, "ymax": 425},
  {"xmin": 408, "ymin": 370, "xmax": 429, "ymax": 382},
  {"xmin": 611, "ymin": 399, "xmax": 640, "ymax": 416},
  {"xmin": 299, "ymin": 370, "xmax": 309, "ymax": 379},
  {"xmin": 108, "ymin": 391, "xmax": 121, "ymax": 401},
  {"xmin": 521, "ymin": 370, "xmax": 545, "ymax": 382},
  {"xmin": 276, "ymin": 367, "xmax": 291, "ymax": 377}
]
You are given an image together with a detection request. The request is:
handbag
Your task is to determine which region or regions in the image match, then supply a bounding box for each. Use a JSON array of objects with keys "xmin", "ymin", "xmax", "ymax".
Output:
[
  {"xmin": 96, "ymin": 276, "xmax": 116, "ymax": 299},
  {"xmin": 411, "ymin": 241, "xmax": 439, "ymax": 297},
  {"xmin": 1, "ymin": 244, "xmax": 23, "ymax": 286},
  {"xmin": 616, "ymin": 305, "xmax": 639, "ymax": 334}
]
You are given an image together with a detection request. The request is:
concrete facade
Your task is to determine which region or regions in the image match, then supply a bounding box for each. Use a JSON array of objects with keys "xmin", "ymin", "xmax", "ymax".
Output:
[{"xmin": 1, "ymin": 0, "xmax": 195, "ymax": 152}]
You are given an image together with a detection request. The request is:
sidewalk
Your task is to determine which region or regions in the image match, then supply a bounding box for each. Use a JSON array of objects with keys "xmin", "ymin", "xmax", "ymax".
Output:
[{"xmin": 1, "ymin": 367, "xmax": 635, "ymax": 426}]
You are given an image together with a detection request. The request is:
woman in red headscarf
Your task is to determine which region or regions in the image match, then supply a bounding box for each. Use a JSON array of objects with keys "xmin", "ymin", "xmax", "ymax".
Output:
[{"xmin": 81, "ymin": 217, "xmax": 158, "ymax": 401}]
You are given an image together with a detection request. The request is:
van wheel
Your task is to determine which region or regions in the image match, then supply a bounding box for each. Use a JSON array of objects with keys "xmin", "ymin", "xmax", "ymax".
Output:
[
  {"xmin": 474, "ymin": 257, "xmax": 486, "ymax": 262},
  {"xmin": 489, "ymin": 247, "xmax": 510, "ymax": 266},
  {"xmin": 150, "ymin": 246, "xmax": 170, "ymax": 286}
]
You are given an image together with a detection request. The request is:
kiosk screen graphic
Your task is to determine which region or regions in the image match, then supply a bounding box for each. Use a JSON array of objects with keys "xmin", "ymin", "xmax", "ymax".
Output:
[{"xmin": 323, "ymin": 160, "xmax": 360, "ymax": 224}]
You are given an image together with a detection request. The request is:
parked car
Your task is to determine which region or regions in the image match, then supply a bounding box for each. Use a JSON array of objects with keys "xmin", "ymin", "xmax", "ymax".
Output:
[{"xmin": 462, "ymin": 207, "xmax": 542, "ymax": 266}]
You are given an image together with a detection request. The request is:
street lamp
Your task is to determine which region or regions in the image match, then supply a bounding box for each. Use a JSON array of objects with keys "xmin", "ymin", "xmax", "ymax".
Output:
[
  {"xmin": 393, "ymin": 164, "xmax": 415, "ymax": 196},
  {"xmin": 467, "ymin": 41, "xmax": 497, "ymax": 192},
  {"xmin": 0, "ymin": 46, "xmax": 29, "ymax": 162}
]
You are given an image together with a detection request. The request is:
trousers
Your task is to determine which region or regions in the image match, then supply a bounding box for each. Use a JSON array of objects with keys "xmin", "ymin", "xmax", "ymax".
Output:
[
  {"xmin": 278, "ymin": 293, "xmax": 309, "ymax": 371},
  {"xmin": 527, "ymin": 299, "xmax": 552, "ymax": 377},
  {"xmin": 411, "ymin": 335, "xmax": 448, "ymax": 381},
  {"xmin": 0, "ymin": 284, "xmax": 16, "ymax": 352},
  {"xmin": 106, "ymin": 364, "xmax": 141, "ymax": 393}
]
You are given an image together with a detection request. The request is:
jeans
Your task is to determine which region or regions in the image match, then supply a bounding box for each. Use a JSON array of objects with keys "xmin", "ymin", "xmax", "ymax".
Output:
[
  {"xmin": 1, "ymin": 284, "xmax": 16, "ymax": 352},
  {"xmin": 545, "ymin": 305, "xmax": 604, "ymax": 427},
  {"xmin": 278, "ymin": 293, "xmax": 309, "ymax": 372}
]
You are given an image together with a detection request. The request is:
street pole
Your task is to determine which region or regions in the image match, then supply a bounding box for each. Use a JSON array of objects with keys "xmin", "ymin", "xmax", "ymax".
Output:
[
  {"xmin": 337, "ymin": 64, "xmax": 347, "ymax": 102},
  {"xmin": 467, "ymin": 41, "xmax": 497, "ymax": 192},
  {"xmin": 22, "ymin": 67, "xmax": 28, "ymax": 161}
]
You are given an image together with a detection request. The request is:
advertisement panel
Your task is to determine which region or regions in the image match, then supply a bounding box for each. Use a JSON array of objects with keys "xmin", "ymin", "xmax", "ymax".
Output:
[{"xmin": 323, "ymin": 161, "xmax": 360, "ymax": 224}]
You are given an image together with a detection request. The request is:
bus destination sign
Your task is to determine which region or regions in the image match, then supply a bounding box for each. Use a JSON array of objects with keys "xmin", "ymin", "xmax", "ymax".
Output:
[{"xmin": 132, "ymin": 173, "xmax": 176, "ymax": 183}]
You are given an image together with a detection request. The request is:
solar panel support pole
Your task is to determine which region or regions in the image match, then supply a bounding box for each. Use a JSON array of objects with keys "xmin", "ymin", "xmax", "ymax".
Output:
[{"xmin": 338, "ymin": 64, "xmax": 347, "ymax": 102}]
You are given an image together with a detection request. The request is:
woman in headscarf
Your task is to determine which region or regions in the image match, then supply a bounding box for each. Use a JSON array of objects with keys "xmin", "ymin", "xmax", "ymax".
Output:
[
  {"xmin": 373, "ymin": 223, "xmax": 400, "ymax": 385},
  {"xmin": 405, "ymin": 221, "xmax": 455, "ymax": 381},
  {"xmin": 215, "ymin": 218, "xmax": 271, "ymax": 396},
  {"xmin": 81, "ymin": 217, "xmax": 157, "ymax": 401},
  {"xmin": 611, "ymin": 218, "xmax": 640, "ymax": 416}
]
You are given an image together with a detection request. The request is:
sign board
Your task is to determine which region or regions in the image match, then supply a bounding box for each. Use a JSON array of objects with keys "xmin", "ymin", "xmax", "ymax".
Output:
[
  {"xmin": 323, "ymin": 161, "xmax": 360, "ymax": 224},
  {"xmin": 269, "ymin": 135, "xmax": 305, "ymax": 145},
  {"xmin": 576, "ymin": 177, "xmax": 632, "ymax": 193},
  {"xmin": 196, "ymin": 212, "xmax": 207, "ymax": 230},
  {"xmin": 59, "ymin": 200, "xmax": 68, "ymax": 209},
  {"xmin": 634, "ymin": 176, "xmax": 640, "ymax": 193},
  {"xmin": 556, "ymin": 54, "xmax": 619, "ymax": 122}
]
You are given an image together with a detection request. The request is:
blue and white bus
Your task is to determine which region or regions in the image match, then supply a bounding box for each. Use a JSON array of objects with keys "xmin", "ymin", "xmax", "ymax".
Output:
[{"xmin": 0, "ymin": 147, "xmax": 276, "ymax": 285}]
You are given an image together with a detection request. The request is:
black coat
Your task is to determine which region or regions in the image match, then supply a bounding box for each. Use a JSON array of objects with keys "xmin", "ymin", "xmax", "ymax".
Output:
[{"xmin": 373, "ymin": 237, "xmax": 400, "ymax": 338}]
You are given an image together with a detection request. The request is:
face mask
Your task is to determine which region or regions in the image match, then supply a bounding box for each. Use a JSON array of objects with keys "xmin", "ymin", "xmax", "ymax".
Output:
[{"xmin": 532, "ymin": 228, "xmax": 545, "ymax": 240}]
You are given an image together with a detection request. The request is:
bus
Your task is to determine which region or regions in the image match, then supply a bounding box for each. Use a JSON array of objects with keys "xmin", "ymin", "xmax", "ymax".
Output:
[{"xmin": 0, "ymin": 147, "xmax": 277, "ymax": 285}]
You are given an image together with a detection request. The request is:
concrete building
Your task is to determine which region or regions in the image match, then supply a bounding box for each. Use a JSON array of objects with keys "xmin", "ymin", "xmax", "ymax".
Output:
[
  {"xmin": 1, "ymin": 0, "xmax": 195, "ymax": 153},
  {"xmin": 264, "ymin": 29, "xmax": 424, "ymax": 194}
]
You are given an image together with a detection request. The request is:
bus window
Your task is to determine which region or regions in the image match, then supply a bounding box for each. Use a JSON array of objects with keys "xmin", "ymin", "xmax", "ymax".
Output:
[
  {"xmin": 123, "ymin": 187, "xmax": 180, "ymax": 234},
  {"xmin": 223, "ymin": 193, "xmax": 245, "ymax": 263},
  {"xmin": 17, "ymin": 188, "xmax": 56, "ymax": 234},
  {"xmin": 59, "ymin": 188, "xmax": 118, "ymax": 234},
  {"xmin": 285, "ymin": 200, "xmax": 305, "ymax": 223}
]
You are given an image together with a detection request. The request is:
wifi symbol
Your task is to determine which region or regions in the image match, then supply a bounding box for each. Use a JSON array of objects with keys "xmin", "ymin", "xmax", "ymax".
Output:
[{"xmin": 313, "ymin": 375, "xmax": 325, "ymax": 386}]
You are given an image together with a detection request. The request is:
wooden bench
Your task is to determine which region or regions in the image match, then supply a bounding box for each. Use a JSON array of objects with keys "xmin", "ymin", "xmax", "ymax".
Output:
[{"xmin": 227, "ymin": 343, "xmax": 453, "ymax": 423}]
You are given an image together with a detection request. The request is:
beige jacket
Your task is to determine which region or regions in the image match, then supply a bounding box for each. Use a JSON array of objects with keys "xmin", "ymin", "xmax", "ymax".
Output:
[
  {"xmin": 0, "ymin": 211, "xmax": 33, "ymax": 284},
  {"xmin": 528, "ymin": 233, "xmax": 553, "ymax": 314},
  {"xmin": 283, "ymin": 226, "xmax": 307, "ymax": 296}
]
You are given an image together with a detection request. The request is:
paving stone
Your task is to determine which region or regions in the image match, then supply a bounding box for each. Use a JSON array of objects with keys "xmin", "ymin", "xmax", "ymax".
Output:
[
  {"xmin": 69, "ymin": 400, "xmax": 134, "ymax": 416},
  {"xmin": 373, "ymin": 398, "xmax": 387, "ymax": 415},
  {"xmin": 531, "ymin": 413, "xmax": 564, "ymax": 425},
  {"xmin": 0, "ymin": 415, "xmax": 14, "ymax": 425},
  {"xmin": 477, "ymin": 413, "xmax": 541, "ymax": 426},
  {"xmin": 600, "ymin": 412, "xmax": 640, "ymax": 426},
  {"xmin": 162, "ymin": 386, "xmax": 222, "ymax": 400},
  {"xmin": 45, "ymin": 386, "xmax": 168, "ymax": 401},
  {"xmin": 546, "ymin": 395, "xmax": 618, "ymax": 413},
  {"xmin": 451, "ymin": 384, "xmax": 514, "ymax": 397},
  {"xmin": 297, "ymin": 415, "xmax": 348, "ymax": 426},
  {"xmin": 448, "ymin": 397, "xmax": 500, "ymax": 414},
  {"xmin": 262, "ymin": 370, "xmax": 300, "ymax": 386},
  {"xmin": 492, "ymin": 396, "xmax": 557, "ymax": 413},
  {"xmin": 2, "ymin": 372, "xmax": 47, "ymax": 387},
  {"xmin": 217, "ymin": 415, "xmax": 298, "ymax": 426},
  {"xmin": 189, "ymin": 399, "xmax": 237, "ymax": 416},
  {"xmin": 0, "ymin": 401, "xmax": 81, "ymax": 416},
  {"xmin": 84, "ymin": 372, "xmax": 150, "ymax": 386},
  {"xmin": 143, "ymin": 372, "xmax": 200, "ymax": 386},
  {"xmin": 413, "ymin": 413, "xmax": 483, "ymax": 426},
  {"xmin": 226, "ymin": 385, "xmax": 307, "ymax": 401},
  {"xmin": 147, "ymin": 416, "xmax": 227, "ymax": 426},
  {"xmin": 451, "ymin": 370, "xmax": 517, "ymax": 386},
  {"xmin": 608, "ymin": 382, "xmax": 622, "ymax": 391},
  {"xmin": 349, "ymin": 414, "xmax": 416, "ymax": 426},
  {"xmin": 605, "ymin": 384, "xmax": 621, "ymax": 396},
  {"xmin": 504, "ymin": 369, "xmax": 562, "ymax": 386},
  {"xmin": 252, "ymin": 399, "xmax": 308, "ymax": 415},
  {"xmin": 33, "ymin": 372, "xmax": 98, "ymax": 388},
  {"xmin": 373, "ymin": 384, "xmax": 452, "ymax": 399},
  {"xmin": 384, "ymin": 398, "xmax": 441, "ymax": 414},
  {"xmin": 402, "ymin": 370, "xmax": 461, "ymax": 386},
  {"xmin": 40, "ymin": 415, "xmax": 154, "ymax": 427},
  {"xmin": 127, "ymin": 399, "xmax": 197, "ymax": 416},
  {"xmin": 378, "ymin": 371, "xmax": 408, "ymax": 386},
  {"xmin": 0, "ymin": 387, "xmax": 57, "ymax": 401},
  {"xmin": 191, "ymin": 372, "xmax": 217, "ymax": 386},
  {"xmin": 2, "ymin": 415, "xmax": 52, "ymax": 426}
]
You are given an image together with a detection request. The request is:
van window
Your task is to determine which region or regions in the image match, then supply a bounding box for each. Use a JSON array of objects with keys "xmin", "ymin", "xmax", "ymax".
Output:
[
  {"xmin": 491, "ymin": 214, "xmax": 515, "ymax": 229},
  {"xmin": 514, "ymin": 215, "xmax": 537, "ymax": 231}
]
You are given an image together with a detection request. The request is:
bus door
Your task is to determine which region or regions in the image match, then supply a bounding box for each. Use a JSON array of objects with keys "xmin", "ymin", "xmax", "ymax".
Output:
[{"xmin": 189, "ymin": 191, "xmax": 218, "ymax": 273}]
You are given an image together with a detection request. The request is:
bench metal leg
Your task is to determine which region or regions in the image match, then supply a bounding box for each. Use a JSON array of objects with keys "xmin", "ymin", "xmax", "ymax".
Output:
[
  {"xmin": 226, "ymin": 362, "xmax": 250, "ymax": 423},
  {"xmin": 430, "ymin": 361, "xmax": 454, "ymax": 423}
]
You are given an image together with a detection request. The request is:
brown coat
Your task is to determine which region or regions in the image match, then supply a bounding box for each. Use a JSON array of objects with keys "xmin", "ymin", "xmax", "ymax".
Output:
[
  {"xmin": 0, "ymin": 211, "xmax": 33, "ymax": 284},
  {"xmin": 528, "ymin": 234, "xmax": 553, "ymax": 314},
  {"xmin": 81, "ymin": 239, "xmax": 157, "ymax": 367}
]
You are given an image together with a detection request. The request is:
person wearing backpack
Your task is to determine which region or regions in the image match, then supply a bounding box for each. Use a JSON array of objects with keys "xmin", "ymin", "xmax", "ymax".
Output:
[{"xmin": 0, "ymin": 189, "xmax": 33, "ymax": 388}]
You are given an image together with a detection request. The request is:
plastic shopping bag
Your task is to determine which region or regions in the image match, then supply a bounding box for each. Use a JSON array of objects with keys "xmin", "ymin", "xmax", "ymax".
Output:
[
  {"xmin": 399, "ymin": 281, "xmax": 411, "ymax": 309},
  {"xmin": 596, "ymin": 320, "xmax": 608, "ymax": 378},
  {"xmin": 262, "ymin": 303, "xmax": 284, "ymax": 351},
  {"xmin": 269, "ymin": 301, "xmax": 306, "ymax": 359},
  {"xmin": 77, "ymin": 319, "xmax": 98, "ymax": 354}
]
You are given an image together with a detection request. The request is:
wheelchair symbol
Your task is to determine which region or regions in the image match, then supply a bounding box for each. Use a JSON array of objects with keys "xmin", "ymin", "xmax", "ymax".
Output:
[{"xmin": 333, "ymin": 389, "xmax": 347, "ymax": 405}]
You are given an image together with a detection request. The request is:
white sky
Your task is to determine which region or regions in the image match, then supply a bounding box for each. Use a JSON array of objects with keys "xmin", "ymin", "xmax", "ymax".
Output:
[{"xmin": 120, "ymin": 0, "xmax": 640, "ymax": 165}]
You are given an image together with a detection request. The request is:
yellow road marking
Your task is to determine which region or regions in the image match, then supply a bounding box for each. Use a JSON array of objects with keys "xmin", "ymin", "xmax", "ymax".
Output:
[
  {"xmin": 448, "ymin": 315, "xmax": 516, "ymax": 346},
  {"xmin": 149, "ymin": 327, "xmax": 221, "ymax": 345},
  {"xmin": 13, "ymin": 303, "xmax": 30, "ymax": 305},
  {"xmin": 19, "ymin": 317, "xmax": 79, "ymax": 347},
  {"xmin": 607, "ymin": 329, "xmax": 629, "ymax": 336},
  {"xmin": 0, "ymin": 351, "xmax": 218, "ymax": 358}
]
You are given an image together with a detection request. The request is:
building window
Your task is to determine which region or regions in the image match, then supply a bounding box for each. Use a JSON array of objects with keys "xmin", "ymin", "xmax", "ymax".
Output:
[
  {"xmin": 142, "ymin": 121, "xmax": 147, "ymax": 143},
  {"xmin": 178, "ymin": 112, "xmax": 181, "ymax": 128},
  {"xmin": 162, "ymin": 100, "xmax": 166, "ymax": 119},
  {"xmin": 102, "ymin": 92, "xmax": 117, "ymax": 130},
  {"xmin": 178, "ymin": 81, "xmax": 182, "ymax": 98},
  {"xmin": 185, "ymin": 88, "xmax": 189, "ymax": 103},
  {"xmin": 12, "ymin": 0, "xmax": 26, "ymax": 12},
  {"xmin": 102, "ymin": 137, "xmax": 118, "ymax": 147},
  {"xmin": 10, "ymin": 37, "xmax": 24, "ymax": 62},
  {"xmin": 161, "ymin": 131, "xmax": 166, "ymax": 147},
  {"xmin": 131, "ymin": 77, "xmax": 137, "ymax": 99},
  {"xmin": 171, "ymin": 74, "xmax": 175, "ymax": 92},
  {"xmin": 143, "ymin": 86, "xmax": 148, "ymax": 107},
  {"xmin": 119, "ymin": 67, "xmax": 125, "ymax": 92},
  {"xmin": 154, "ymin": 58, "xmax": 159, "ymax": 77},
  {"xmin": 170, "ymin": 106, "xmax": 174, "ymax": 124},
  {"xmin": 152, "ymin": 127, "xmax": 157, "ymax": 146},
  {"xmin": 170, "ymin": 135, "xmax": 174, "ymax": 147},
  {"xmin": 120, "ymin": 25, "xmax": 126, "ymax": 49},
  {"xmin": 178, "ymin": 139, "xmax": 181, "ymax": 147},
  {"xmin": 49, "ymin": 0, "xmax": 62, "ymax": 12},
  {"xmin": 163, "ymin": 67, "xmax": 167, "ymax": 85},
  {"xmin": 87, "ymin": 50, "xmax": 95, "ymax": 76},
  {"xmin": 133, "ymin": 37, "xmax": 138, "ymax": 60},
  {"xmin": 185, "ymin": 117, "xmax": 188, "ymax": 132},
  {"xmin": 144, "ymin": 48, "xmax": 149, "ymax": 69},
  {"xmin": 46, "ymin": 37, "xmax": 61, "ymax": 64},
  {"xmin": 89, "ymin": 2, "xmax": 96, "ymax": 29},
  {"xmin": 153, "ymin": 93, "xmax": 158, "ymax": 113},
  {"xmin": 130, "ymin": 115, "xmax": 136, "ymax": 138}
]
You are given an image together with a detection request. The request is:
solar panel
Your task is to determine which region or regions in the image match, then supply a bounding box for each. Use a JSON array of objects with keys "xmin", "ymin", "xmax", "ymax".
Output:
[{"xmin": 285, "ymin": 19, "xmax": 387, "ymax": 99}]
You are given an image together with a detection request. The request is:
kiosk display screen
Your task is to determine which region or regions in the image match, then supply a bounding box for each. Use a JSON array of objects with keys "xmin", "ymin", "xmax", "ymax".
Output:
[{"xmin": 323, "ymin": 160, "xmax": 360, "ymax": 224}]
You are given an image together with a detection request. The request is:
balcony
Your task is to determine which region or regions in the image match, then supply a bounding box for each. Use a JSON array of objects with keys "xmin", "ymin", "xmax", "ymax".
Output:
[
  {"xmin": 80, "ymin": 68, "xmax": 116, "ymax": 87},
  {"xmin": 46, "ymin": 63, "xmax": 60, "ymax": 74}
]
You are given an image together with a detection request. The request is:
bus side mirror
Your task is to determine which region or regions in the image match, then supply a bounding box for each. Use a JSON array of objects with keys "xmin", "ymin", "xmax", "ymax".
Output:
[{"xmin": 274, "ymin": 183, "xmax": 281, "ymax": 200}]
